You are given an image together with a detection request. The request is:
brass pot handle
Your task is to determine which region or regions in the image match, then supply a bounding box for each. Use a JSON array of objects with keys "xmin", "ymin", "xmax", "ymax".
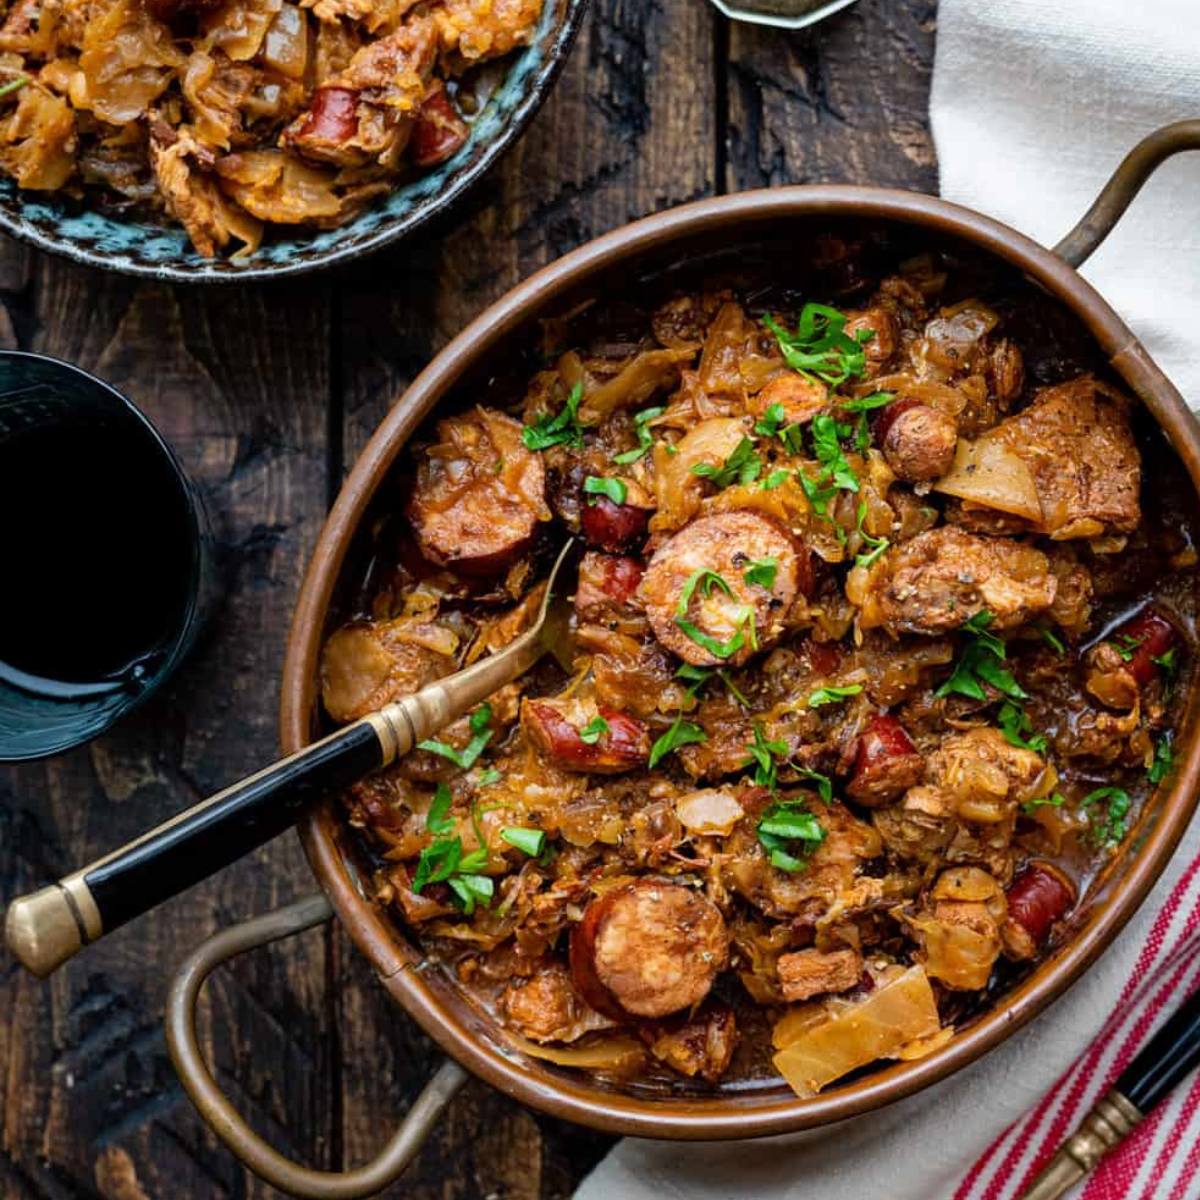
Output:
[
  {"xmin": 165, "ymin": 893, "xmax": 468, "ymax": 1200},
  {"xmin": 1054, "ymin": 118, "xmax": 1200, "ymax": 268}
]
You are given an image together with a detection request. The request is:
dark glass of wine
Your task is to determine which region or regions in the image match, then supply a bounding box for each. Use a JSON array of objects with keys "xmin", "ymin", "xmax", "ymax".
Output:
[{"xmin": 0, "ymin": 352, "xmax": 217, "ymax": 760}]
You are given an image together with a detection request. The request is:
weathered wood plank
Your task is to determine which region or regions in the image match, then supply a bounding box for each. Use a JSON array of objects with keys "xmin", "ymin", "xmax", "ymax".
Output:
[
  {"xmin": 0, "ymin": 259, "xmax": 336, "ymax": 1200},
  {"xmin": 330, "ymin": 0, "xmax": 718, "ymax": 1193},
  {"xmin": 725, "ymin": 0, "xmax": 937, "ymax": 192}
]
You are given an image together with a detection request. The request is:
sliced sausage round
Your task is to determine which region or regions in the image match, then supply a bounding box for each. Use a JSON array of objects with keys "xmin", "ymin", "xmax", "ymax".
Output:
[
  {"xmin": 749, "ymin": 373, "xmax": 827, "ymax": 426},
  {"xmin": 407, "ymin": 406, "xmax": 547, "ymax": 575},
  {"xmin": 876, "ymin": 399, "xmax": 958, "ymax": 482},
  {"xmin": 1006, "ymin": 862, "xmax": 1075, "ymax": 946},
  {"xmin": 640, "ymin": 511, "xmax": 811, "ymax": 667},
  {"xmin": 522, "ymin": 697, "xmax": 650, "ymax": 774},
  {"xmin": 569, "ymin": 881, "xmax": 729, "ymax": 1019},
  {"xmin": 581, "ymin": 494, "xmax": 651, "ymax": 552},
  {"xmin": 846, "ymin": 713, "xmax": 925, "ymax": 807}
]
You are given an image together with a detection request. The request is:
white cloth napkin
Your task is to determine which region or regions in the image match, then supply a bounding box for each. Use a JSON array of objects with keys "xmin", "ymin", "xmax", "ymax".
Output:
[{"xmin": 573, "ymin": 4, "xmax": 1200, "ymax": 1197}]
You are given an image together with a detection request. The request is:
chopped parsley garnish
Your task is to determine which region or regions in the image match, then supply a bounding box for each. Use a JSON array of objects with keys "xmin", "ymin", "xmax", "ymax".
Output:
[
  {"xmin": 612, "ymin": 405, "xmax": 665, "ymax": 465},
  {"xmin": 761, "ymin": 468, "xmax": 791, "ymax": 491},
  {"xmin": 426, "ymin": 782, "xmax": 455, "ymax": 834},
  {"xmin": 1021, "ymin": 792, "xmax": 1065, "ymax": 814},
  {"xmin": 753, "ymin": 402, "xmax": 787, "ymax": 438},
  {"xmin": 521, "ymin": 381, "xmax": 584, "ymax": 450},
  {"xmin": 793, "ymin": 765, "xmax": 833, "ymax": 803},
  {"xmin": 837, "ymin": 391, "xmax": 895, "ymax": 413},
  {"xmin": 411, "ymin": 798, "xmax": 493, "ymax": 913},
  {"xmin": 0, "ymin": 76, "xmax": 29, "ymax": 101},
  {"xmin": 763, "ymin": 303, "xmax": 873, "ymax": 388},
  {"xmin": 578, "ymin": 715, "xmax": 610, "ymax": 745},
  {"xmin": 1149, "ymin": 734, "xmax": 1174, "ymax": 785},
  {"xmin": 475, "ymin": 767, "xmax": 502, "ymax": 788},
  {"xmin": 797, "ymin": 468, "xmax": 840, "ymax": 518},
  {"xmin": 501, "ymin": 826, "xmax": 546, "ymax": 857},
  {"xmin": 674, "ymin": 568, "xmax": 756, "ymax": 660},
  {"xmin": 757, "ymin": 800, "xmax": 827, "ymax": 872},
  {"xmin": 808, "ymin": 684, "xmax": 863, "ymax": 708},
  {"xmin": 1109, "ymin": 633, "xmax": 1143, "ymax": 662},
  {"xmin": 810, "ymin": 413, "xmax": 859, "ymax": 492},
  {"xmin": 743, "ymin": 722, "xmax": 789, "ymax": 791},
  {"xmin": 743, "ymin": 556, "xmax": 778, "ymax": 590},
  {"xmin": 1152, "ymin": 647, "xmax": 1179, "ymax": 684},
  {"xmin": 997, "ymin": 701, "xmax": 1049, "ymax": 754},
  {"xmin": 1083, "ymin": 786, "xmax": 1132, "ymax": 848},
  {"xmin": 680, "ymin": 662, "xmax": 750, "ymax": 707},
  {"xmin": 583, "ymin": 475, "xmax": 628, "ymax": 506},
  {"xmin": 1039, "ymin": 627, "xmax": 1066, "ymax": 655},
  {"xmin": 935, "ymin": 611, "xmax": 1028, "ymax": 702},
  {"xmin": 853, "ymin": 501, "xmax": 890, "ymax": 569},
  {"xmin": 418, "ymin": 704, "xmax": 494, "ymax": 769},
  {"xmin": 690, "ymin": 436, "xmax": 762, "ymax": 489},
  {"xmin": 648, "ymin": 714, "xmax": 707, "ymax": 769}
]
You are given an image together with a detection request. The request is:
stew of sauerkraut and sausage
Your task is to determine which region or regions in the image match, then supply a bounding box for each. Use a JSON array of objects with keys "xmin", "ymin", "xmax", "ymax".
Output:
[
  {"xmin": 0, "ymin": 0, "xmax": 543, "ymax": 256},
  {"xmin": 319, "ymin": 236, "xmax": 1195, "ymax": 1097}
]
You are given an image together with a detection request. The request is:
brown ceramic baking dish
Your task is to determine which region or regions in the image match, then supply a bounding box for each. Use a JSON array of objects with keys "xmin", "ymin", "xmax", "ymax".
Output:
[{"xmin": 163, "ymin": 120, "xmax": 1200, "ymax": 1199}]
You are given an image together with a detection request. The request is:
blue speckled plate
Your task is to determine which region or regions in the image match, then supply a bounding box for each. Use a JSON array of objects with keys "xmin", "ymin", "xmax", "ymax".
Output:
[{"xmin": 0, "ymin": 0, "xmax": 588, "ymax": 283}]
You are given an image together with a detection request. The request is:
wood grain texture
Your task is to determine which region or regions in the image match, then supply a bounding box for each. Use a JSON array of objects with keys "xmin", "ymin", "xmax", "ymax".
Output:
[{"xmin": 0, "ymin": 1, "xmax": 937, "ymax": 1197}]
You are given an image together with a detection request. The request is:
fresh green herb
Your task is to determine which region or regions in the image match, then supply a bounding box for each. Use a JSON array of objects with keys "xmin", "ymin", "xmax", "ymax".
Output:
[
  {"xmin": 447, "ymin": 873, "xmax": 494, "ymax": 915},
  {"xmin": 837, "ymin": 391, "xmax": 895, "ymax": 414},
  {"xmin": 501, "ymin": 826, "xmax": 546, "ymax": 857},
  {"xmin": 612, "ymin": 405, "xmax": 666, "ymax": 465},
  {"xmin": 475, "ymin": 768, "xmax": 502, "ymax": 788},
  {"xmin": 753, "ymin": 402, "xmax": 787, "ymax": 438},
  {"xmin": 426, "ymin": 782, "xmax": 455, "ymax": 835},
  {"xmin": 810, "ymin": 413, "xmax": 859, "ymax": 492},
  {"xmin": 1039, "ymin": 627, "xmax": 1066, "ymax": 655},
  {"xmin": 853, "ymin": 501, "xmax": 890, "ymax": 569},
  {"xmin": 583, "ymin": 475, "xmax": 628, "ymax": 506},
  {"xmin": 743, "ymin": 556, "xmax": 778, "ymax": 590},
  {"xmin": 719, "ymin": 669, "xmax": 751, "ymax": 707},
  {"xmin": 1152, "ymin": 647, "xmax": 1179, "ymax": 684},
  {"xmin": 743, "ymin": 722, "xmax": 789, "ymax": 792},
  {"xmin": 674, "ymin": 568, "xmax": 755, "ymax": 660},
  {"xmin": 648, "ymin": 714, "xmax": 707, "ymax": 769},
  {"xmin": 797, "ymin": 468, "xmax": 839, "ymax": 517},
  {"xmin": 578, "ymin": 715, "xmax": 610, "ymax": 745},
  {"xmin": 521, "ymin": 381, "xmax": 584, "ymax": 450},
  {"xmin": 675, "ymin": 662, "xmax": 713, "ymax": 698},
  {"xmin": 1021, "ymin": 793, "xmax": 1066, "ymax": 814},
  {"xmin": 780, "ymin": 423, "xmax": 807, "ymax": 456},
  {"xmin": 756, "ymin": 799, "xmax": 827, "ymax": 872},
  {"xmin": 793, "ymin": 766, "xmax": 833, "ymax": 804},
  {"xmin": 935, "ymin": 611, "xmax": 1028, "ymax": 702},
  {"xmin": 1083, "ymin": 786, "xmax": 1133, "ymax": 848},
  {"xmin": 690, "ymin": 436, "xmax": 762, "ymax": 489},
  {"xmin": 997, "ymin": 701, "xmax": 1049, "ymax": 754},
  {"xmin": 760, "ymin": 468, "xmax": 791, "ymax": 491},
  {"xmin": 411, "ymin": 836, "xmax": 462, "ymax": 893},
  {"xmin": 853, "ymin": 413, "xmax": 871, "ymax": 454},
  {"xmin": 0, "ymin": 76, "xmax": 29, "ymax": 101},
  {"xmin": 418, "ymin": 703, "xmax": 494, "ymax": 769},
  {"xmin": 1149, "ymin": 734, "xmax": 1174, "ymax": 785},
  {"xmin": 763, "ymin": 304, "xmax": 873, "ymax": 388},
  {"xmin": 1109, "ymin": 634, "xmax": 1143, "ymax": 663},
  {"xmin": 807, "ymin": 684, "xmax": 863, "ymax": 708}
]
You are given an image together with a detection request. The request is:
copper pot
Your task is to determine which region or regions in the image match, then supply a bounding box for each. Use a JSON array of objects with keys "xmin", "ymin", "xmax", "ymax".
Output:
[{"xmin": 165, "ymin": 120, "xmax": 1200, "ymax": 1199}]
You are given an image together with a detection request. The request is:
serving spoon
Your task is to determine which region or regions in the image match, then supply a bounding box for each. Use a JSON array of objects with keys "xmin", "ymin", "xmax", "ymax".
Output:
[{"xmin": 4, "ymin": 539, "xmax": 579, "ymax": 978}]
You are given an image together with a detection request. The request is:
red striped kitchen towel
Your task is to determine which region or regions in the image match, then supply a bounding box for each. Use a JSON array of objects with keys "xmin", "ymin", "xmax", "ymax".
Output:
[{"xmin": 955, "ymin": 855, "xmax": 1200, "ymax": 1200}]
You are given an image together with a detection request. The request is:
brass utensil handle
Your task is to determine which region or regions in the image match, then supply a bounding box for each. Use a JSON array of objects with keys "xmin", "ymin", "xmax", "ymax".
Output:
[
  {"xmin": 3, "ymin": 629, "xmax": 539, "ymax": 977},
  {"xmin": 1054, "ymin": 118, "xmax": 1200, "ymax": 268},
  {"xmin": 165, "ymin": 893, "xmax": 468, "ymax": 1200}
]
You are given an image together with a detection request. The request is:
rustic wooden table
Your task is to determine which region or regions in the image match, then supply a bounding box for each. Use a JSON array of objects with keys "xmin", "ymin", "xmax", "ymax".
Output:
[{"xmin": 0, "ymin": 2, "xmax": 936, "ymax": 1196}]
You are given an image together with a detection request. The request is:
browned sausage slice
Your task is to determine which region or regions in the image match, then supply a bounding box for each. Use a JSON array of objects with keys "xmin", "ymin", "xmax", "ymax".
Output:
[
  {"xmin": 570, "ymin": 881, "xmax": 729, "ymax": 1019},
  {"xmin": 876, "ymin": 398, "xmax": 958, "ymax": 482},
  {"xmin": 639, "ymin": 511, "xmax": 811, "ymax": 667},
  {"xmin": 521, "ymin": 697, "xmax": 650, "ymax": 774},
  {"xmin": 407, "ymin": 406, "xmax": 548, "ymax": 574}
]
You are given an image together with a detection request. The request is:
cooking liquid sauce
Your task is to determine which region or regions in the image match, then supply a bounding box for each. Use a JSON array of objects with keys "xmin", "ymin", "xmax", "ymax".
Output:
[{"xmin": 0, "ymin": 422, "xmax": 194, "ymax": 700}]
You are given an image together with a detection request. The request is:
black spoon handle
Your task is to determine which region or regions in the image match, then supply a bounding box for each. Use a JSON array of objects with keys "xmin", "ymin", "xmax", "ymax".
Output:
[{"xmin": 1116, "ymin": 987, "xmax": 1200, "ymax": 1112}]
